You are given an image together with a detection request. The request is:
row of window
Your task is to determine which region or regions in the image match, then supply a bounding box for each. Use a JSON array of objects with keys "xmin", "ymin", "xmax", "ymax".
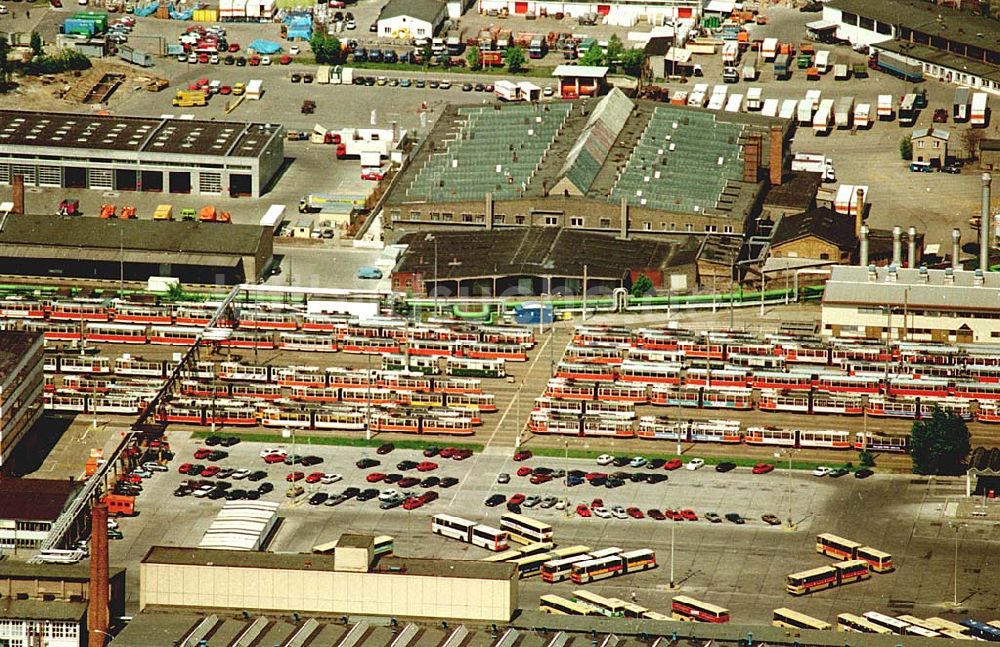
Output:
[
  {"xmin": 857, "ymin": 306, "xmax": 1000, "ymax": 320},
  {"xmin": 393, "ymin": 209, "xmax": 735, "ymax": 233},
  {"xmin": 0, "ymin": 619, "xmax": 80, "ymax": 639}
]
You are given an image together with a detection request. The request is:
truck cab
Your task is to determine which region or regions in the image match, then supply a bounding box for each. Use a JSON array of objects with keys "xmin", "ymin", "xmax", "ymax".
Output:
[
  {"xmin": 357, "ymin": 267, "xmax": 383, "ymax": 279},
  {"xmin": 723, "ymin": 67, "xmax": 739, "ymax": 83}
]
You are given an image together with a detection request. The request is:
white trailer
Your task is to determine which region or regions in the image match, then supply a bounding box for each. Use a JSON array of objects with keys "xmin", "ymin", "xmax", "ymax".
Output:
[
  {"xmin": 835, "ymin": 96, "xmax": 854, "ymax": 129},
  {"xmin": 707, "ymin": 84, "xmax": 728, "ymax": 111},
  {"xmin": 834, "ymin": 184, "xmax": 868, "ymax": 216},
  {"xmin": 971, "ymin": 92, "xmax": 989, "ymax": 127},
  {"xmin": 687, "ymin": 83, "xmax": 709, "ymax": 107},
  {"xmin": 778, "ymin": 99, "xmax": 797, "ymax": 121},
  {"xmin": 724, "ymin": 93, "xmax": 743, "ymax": 113},
  {"xmin": 804, "ymin": 89, "xmax": 822, "ymax": 110},
  {"xmin": 877, "ymin": 94, "xmax": 894, "ymax": 120},
  {"xmin": 761, "ymin": 98, "xmax": 780, "ymax": 117},
  {"xmin": 495, "ymin": 80, "xmax": 520, "ymax": 101},
  {"xmin": 953, "ymin": 87, "xmax": 971, "ymax": 122},
  {"xmin": 746, "ymin": 86, "xmax": 763, "ymax": 111},
  {"xmin": 259, "ymin": 204, "xmax": 286, "ymax": 233},
  {"xmin": 792, "ymin": 152, "xmax": 836, "ymax": 182},
  {"xmin": 854, "ymin": 103, "xmax": 871, "ymax": 129},
  {"xmin": 245, "ymin": 79, "xmax": 263, "ymax": 100},
  {"xmin": 742, "ymin": 55, "xmax": 758, "ymax": 81},
  {"xmin": 813, "ymin": 98, "xmax": 835, "ymax": 135},
  {"xmin": 722, "ymin": 41, "xmax": 739, "ymax": 65},
  {"xmin": 815, "ymin": 50, "xmax": 831, "ymax": 74},
  {"xmin": 797, "ymin": 99, "xmax": 814, "ymax": 125},
  {"xmin": 762, "ymin": 38, "xmax": 778, "ymax": 62}
]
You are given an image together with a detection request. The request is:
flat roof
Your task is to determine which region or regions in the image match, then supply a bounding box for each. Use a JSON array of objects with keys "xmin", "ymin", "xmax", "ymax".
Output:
[
  {"xmin": 764, "ymin": 171, "xmax": 822, "ymax": 209},
  {"xmin": 0, "ymin": 215, "xmax": 267, "ymax": 257},
  {"xmin": 874, "ymin": 41, "xmax": 1000, "ymax": 83},
  {"xmin": 143, "ymin": 546, "xmax": 516, "ymax": 581},
  {"xmin": 829, "ymin": 0, "xmax": 1000, "ymax": 53},
  {"xmin": 337, "ymin": 533, "xmax": 374, "ymax": 549},
  {"xmin": 0, "ymin": 478, "xmax": 80, "ymax": 522},
  {"xmin": 0, "ymin": 330, "xmax": 42, "ymax": 378},
  {"xmin": 0, "ymin": 562, "xmax": 126, "ymax": 582},
  {"xmin": 823, "ymin": 265, "xmax": 1000, "ymax": 310},
  {"xmin": 0, "ymin": 599, "xmax": 87, "ymax": 622},
  {"xmin": 552, "ymin": 65, "xmax": 609, "ymax": 78},
  {"xmin": 0, "ymin": 110, "xmax": 280, "ymax": 158}
]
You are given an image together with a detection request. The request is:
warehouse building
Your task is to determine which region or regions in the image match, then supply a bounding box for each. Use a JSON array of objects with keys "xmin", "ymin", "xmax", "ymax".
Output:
[
  {"xmin": 0, "ymin": 479, "xmax": 81, "ymax": 550},
  {"xmin": 376, "ymin": 0, "xmax": 447, "ymax": 40},
  {"xmin": 0, "ymin": 110, "xmax": 284, "ymax": 197},
  {"xmin": 0, "ymin": 215, "xmax": 273, "ymax": 285},
  {"xmin": 0, "ymin": 331, "xmax": 44, "ymax": 471},
  {"xmin": 140, "ymin": 539, "xmax": 518, "ymax": 622},
  {"xmin": 475, "ymin": 0, "xmax": 699, "ymax": 27}
]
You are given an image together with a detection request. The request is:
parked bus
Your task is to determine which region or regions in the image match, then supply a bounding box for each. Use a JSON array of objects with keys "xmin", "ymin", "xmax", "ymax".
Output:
[
  {"xmin": 816, "ymin": 533, "xmax": 862, "ymax": 560},
  {"xmin": 863, "ymin": 611, "xmax": 911, "ymax": 635},
  {"xmin": 961, "ymin": 619, "xmax": 1000, "ymax": 641},
  {"xmin": 430, "ymin": 514, "xmax": 508, "ymax": 551},
  {"xmin": 786, "ymin": 560, "xmax": 870, "ymax": 595},
  {"xmin": 572, "ymin": 590, "xmax": 626, "ymax": 617},
  {"xmin": 540, "ymin": 554, "xmax": 594, "ymax": 583},
  {"xmin": 923, "ymin": 617, "xmax": 971, "ymax": 636},
  {"xmin": 772, "ymin": 608, "xmax": 831, "ymax": 631},
  {"xmin": 312, "ymin": 534, "xmax": 394, "ymax": 556},
  {"xmin": 539, "ymin": 594, "xmax": 599, "ymax": 616},
  {"xmin": 499, "ymin": 513, "xmax": 554, "ymax": 545},
  {"xmin": 837, "ymin": 613, "xmax": 892, "ymax": 634},
  {"xmin": 671, "ymin": 596, "xmax": 730, "ymax": 623},
  {"xmin": 570, "ymin": 549, "xmax": 656, "ymax": 584},
  {"xmin": 856, "ymin": 546, "xmax": 894, "ymax": 572}
]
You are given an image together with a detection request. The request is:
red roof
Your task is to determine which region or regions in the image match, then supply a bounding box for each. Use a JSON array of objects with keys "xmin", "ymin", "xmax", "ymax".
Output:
[{"xmin": 0, "ymin": 478, "xmax": 80, "ymax": 522}]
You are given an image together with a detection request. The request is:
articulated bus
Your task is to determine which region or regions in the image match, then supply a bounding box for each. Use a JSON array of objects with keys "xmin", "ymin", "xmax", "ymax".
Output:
[
  {"xmin": 481, "ymin": 542, "xmax": 554, "ymax": 563},
  {"xmin": 539, "ymin": 594, "xmax": 599, "ymax": 616},
  {"xmin": 897, "ymin": 615, "xmax": 945, "ymax": 636},
  {"xmin": 572, "ymin": 590, "xmax": 626, "ymax": 617},
  {"xmin": 570, "ymin": 549, "xmax": 656, "ymax": 584},
  {"xmin": 837, "ymin": 613, "xmax": 892, "ymax": 634},
  {"xmin": 772, "ymin": 608, "xmax": 832, "ymax": 631},
  {"xmin": 312, "ymin": 535, "xmax": 394, "ymax": 556},
  {"xmin": 430, "ymin": 514, "xmax": 508, "ymax": 551},
  {"xmin": 540, "ymin": 554, "xmax": 593, "ymax": 583},
  {"xmin": 923, "ymin": 617, "xmax": 972, "ymax": 636},
  {"xmin": 671, "ymin": 596, "xmax": 730, "ymax": 623},
  {"xmin": 862, "ymin": 611, "xmax": 911, "ymax": 635},
  {"xmin": 817, "ymin": 534, "xmax": 894, "ymax": 572},
  {"xmin": 961, "ymin": 619, "xmax": 1000, "ymax": 641},
  {"xmin": 786, "ymin": 560, "xmax": 870, "ymax": 595},
  {"xmin": 512, "ymin": 553, "xmax": 555, "ymax": 578}
]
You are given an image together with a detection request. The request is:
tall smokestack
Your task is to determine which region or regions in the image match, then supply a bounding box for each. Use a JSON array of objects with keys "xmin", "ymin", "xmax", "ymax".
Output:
[
  {"xmin": 859, "ymin": 225, "xmax": 869, "ymax": 267},
  {"xmin": 892, "ymin": 226, "xmax": 902, "ymax": 267},
  {"xmin": 982, "ymin": 173, "xmax": 992, "ymax": 271},
  {"xmin": 485, "ymin": 192, "xmax": 494, "ymax": 230},
  {"xmin": 618, "ymin": 196, "xmax": 628, "ymax": 240},
  {"xmin": 855, "ymin": 187, "xmax": 864, "ymax": 236},
  {"xmin": 769, "ymin": 125, "xmax": 783, "ymax": 187},
  {"xmin": 11, "ymin": 175, "xmax": 24, "ymax": 215},
  {"xmin": 743, "ymin": 134, "xmax": 761, "ymax": 183},
  {"xmin": 908, "ymin": 226, "xmax": 917, "ymax": 268},
  {"xmin": 89, "ymin": 502, "xmax": 110, "ymax": 646},
  {"xmin": 953, "ymin": 228, "xmax": 962, "ymax": 271}
]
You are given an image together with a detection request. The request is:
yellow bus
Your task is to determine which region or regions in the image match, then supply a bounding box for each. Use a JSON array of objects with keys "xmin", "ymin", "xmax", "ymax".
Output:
[
  {"xmin": 480, "ymin": 541, "xmax": 554, "ymax": 562},
  {"xmin": 499, "ymin": 512, "xmax": 554, "ymax": 545},
  {"xmin": 837, "ymin": 613, "xmax": 892, "ymax": 634},
  {"xmin": 816, "ymin": 533, "xmax": 861, "ymax": 560},
  {"xmin": 856, "ymin": 546, "xmax": 894, "ymax": 573},
  {"xmin": 539, "ymin": 594, "xmax": 598, "ymax": 616},
  {"xmin": 785, "ymin": 565, "xmax": 838, "ymax": 595},
  {"xmin": 572, "ymin": 590, "xmax": 626, "ymax": 617},
  {"xmin": 923, "ymin": 617, "xmax": 970, "ymax": 635},
  {"xmin": 312, "ymin": 534, "xmax": 393, "ymax": 556},
  {"xmin": 772, "ymin": 608, "xmax": 832, "ymax": 631}
]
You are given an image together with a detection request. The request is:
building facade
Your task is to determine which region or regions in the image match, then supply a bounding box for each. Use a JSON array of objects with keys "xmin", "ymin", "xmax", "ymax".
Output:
[
  {"xmin": 911, "ymin": 127, "xmax": 950, "ymax": 166},
  {"xmin": 0, "ymin": 111, "xmax": 284, "ymax": 197},
  {"xmin": 377, "ymin": 0, "xmax": 447, "ymax": 40},
  {"xmin": 0, "ymin": 331, "xmax": 44, "ymax": 470},
  {"xmin": 0, "ymin": 480, "xmax": 81, "ymax": 550}
]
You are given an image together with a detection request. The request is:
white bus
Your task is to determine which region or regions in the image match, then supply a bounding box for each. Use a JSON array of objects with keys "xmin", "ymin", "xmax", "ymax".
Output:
[
  {"xmin": 499, "ymin": 513, "xmax": 553, "ymax": 545},
  {"xmin": 863, "ymin": 611, "xmax": 910, "ymax": 635},
  {"xmin": 431, "ymin": 514, "xmax": 508, "ymax": 551},
  {"xmin": 312, "ymin": 535, "xmax": 394, "ymax": 556}
]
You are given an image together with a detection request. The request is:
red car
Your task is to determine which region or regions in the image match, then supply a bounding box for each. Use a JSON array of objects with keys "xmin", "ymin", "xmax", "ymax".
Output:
[
  {"xmin": 452, "ymin": 449, "xmax": 472, "ymax": 460},
  {"xmin": 585, "ymin": 472, "xmax": 608, "ymax": 481},
  {"xmin": 402, "ymin": 496, "xmax": 423, "ymax": 510},
  {"xmin": 228, "ymin": 43, "xmax": 240, "ymax": 52},
  {"xmin": 752, "ymin": 463, "xmax": 775, "ymax": 475},
  {"xmin": 286, "ymin": 471, "xmax": 305, "ymax": 482},
  {"xmin": 513, "ymin": 450, "xmax": 533, "ymax": 461},
  {"xmin": 264, "ymin": 453, "xmax": 287, "ymax": 464},
  {"xmin": 198, "ymin": 52, "xmax": 210, "ymax": 64},
  {"xmin": 398, "ymin": 477, "xmax": 421, "ymax": 488},
  {"xmin": 439, "ymin": 448, "xmax": 455, "ymax": 458},
  {"xmin": 576, "ymin": 504, "xmax": 592, "ymax": 518},
  {"xmin": 279, "ymin": 54, "xmax": 292, "ymax": 65},
  {"xmin": 530, "ymin": 473, "xmax": 553, "ymax": 485},
  {"xmin": 305, "ymin": 472, "xmax": 325, "ymax": 483},
  {"xmin": 121, "ymin": 474, "xmax": 142, "ymax": 484},
  {"xmin": 591, "ymin": 497, "xmax": 604, "ymax": 508},
  {"xmin": 665, "ymin": 508, "xmax": 681, "ymax": 521},
  {"xmin": 626, "ymin": 507, "xmax": 645, "ymax": 519},
  {"xmin": 664, "ymin": 459, "xmax": 683, "ymax": 470},
  {"xmin": 516, "ymin": 466, "xmax": 533, "ymax": 477},
  {"xmin": 178, "ymin": 462, "xmax": 193, "ymax": 474},
  {"xmin": 680, "ymin": 508, "xmax": 698, "ymax": 521},
  {"xmin": 201, "ymin": 465, "xmax": 220, "ymax": 478},
  {"xmin": 193, "ymin": 448, "xmax": 211, "ymax": 460},
  {"xmin": 421, "ymin": 491, "xmax": 439, "ymax": 504},
  {"xmin": 248, "ymin": 55, "xmax": 261, "ymax": 66},
  {"xmin": 366, "ymin": 472, "xmax": 387, "ymax": 483},
  {"xmin": 219, "ymin": 85, "xmax": 232, "ymax": 95},
  {"xmin": 509, "ymin": 493, "xmax": 526, "ymax": 506},
  {"xmin": 416, "ymin": 461, "xmax": 438, "ymax": 472}
]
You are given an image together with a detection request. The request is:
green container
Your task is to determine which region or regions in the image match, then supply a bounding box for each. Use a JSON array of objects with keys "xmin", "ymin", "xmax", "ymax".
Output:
[{"xmin": 701, "ymin": 15, "xmax": 720, "ymax": 29}]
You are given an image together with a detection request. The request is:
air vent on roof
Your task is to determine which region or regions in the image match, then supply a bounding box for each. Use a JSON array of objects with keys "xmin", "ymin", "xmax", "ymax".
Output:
[
  {"xmin": 153, "ymin": 142, "xmax": 165, "ymax": 148},
  {"xmin": 52, "ymin": 136, "xmax": 62, "ymax": 141}
]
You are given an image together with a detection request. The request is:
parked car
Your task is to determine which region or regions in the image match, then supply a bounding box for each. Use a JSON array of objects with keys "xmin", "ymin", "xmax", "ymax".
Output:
[
  {"xmin": 752, "ymin": 463, "xmax": 774, "ymax": 474},
  {"xmin": 497, "ymin": 472, "xmax": 510, "ymax": 484},
  {"xmin": 812, "ymin": 466, "xmax": 834, "ymax": 477},
  {"xmin": 715, "ymin": 462, "xmax": 737, "ymax": 473},
  {"xmin": 439, "ymin": 477, "xmax": 459, "ymax": 488},
  {"xmin": 664, "ymin": 459, "xmax": 683, "ymax": 470},
  {"xmin": 629, "ymin": 456, "xmax": 647, "ymax": 468},
  {"xmin": 396, "ymin": 460, "xmax": 418, "ymax": 471},
  {"xmin": 419, "ymin": 476, "xmax": 440, "ymax": 488},
  {"xmin": 376, "ymin": 443, "xmax": 395, "ymax": 454},
  {"xmin": 648, "ymin": 509, "xmax": 666, "ymax": 520},
  {"xmin": 829, "ymin": 467, "xmax": 851, "ymax": 478},
  {"xmin": 576, "ymin": 504, "xmax": 592, "ymax": 518},
  {"xmin": 626, "ymin": 507, "xmax": 644, "ymax": 519},
  {"xmin": 761, "ymin": 514, "xmax": 782, "ymax": 526},
  {"xmin": 416, "ymin": 461, "xmax": 438, "ymax": 472},
  {"xmin": 485, "ymin": 493, "xmax": 506, "ymax": 507},
  {"xmin": 356, "ymin": 458, "xmax": 380, "ymax": 469},
  {"xmin": 680, "ymin": 508, "xmax": 698, "ymax": 521},
  {"xmin": 513, "ymin": 450, "xmax": 533, "ymax": 461},
  {"xmin": 685, "ymin": 458, "xmax": 705, "ymax": 470},
  {"xmin": 855, "ymin": 468, "xmax": 875, "ymax": 479},
  {"xmin": 705, "ymin": 512, "xmax": 722, "ymax": 523},
  {"xmin": 725, "ymin": 513, "xmax": 746, "ymax": 524}
]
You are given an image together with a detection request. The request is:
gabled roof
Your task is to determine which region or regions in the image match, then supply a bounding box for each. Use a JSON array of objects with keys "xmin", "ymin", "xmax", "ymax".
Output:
[
  {"xmin": 912, "ymin": 127, "xmax": 950, "ymax": 141},
  {"xmin": 772, "ymin": 207, "xmax": 856, "ymax": 251},
  {"xmin": 377, "ymin": 0, "xmax": 445, "ymax": 23},
  {"xmin": 643, "ymin": 36, "xmax": 673, "ymax": 57}
]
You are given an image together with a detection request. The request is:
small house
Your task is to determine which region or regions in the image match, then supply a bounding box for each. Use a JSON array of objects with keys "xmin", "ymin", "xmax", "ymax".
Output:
[{"xmin": 911, "ymin": 127, "xmax": 950, "ymax": 167}]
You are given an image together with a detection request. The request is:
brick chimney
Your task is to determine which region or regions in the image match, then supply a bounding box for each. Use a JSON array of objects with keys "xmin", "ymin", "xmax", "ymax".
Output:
[
  {"xmin": 768, "ymin": 125, "xmax": 783, "ymax": 187},
  {"xmin": 89, "ymin": 501, "xmax": 110, "ymax": 646},
  {"xmin": 11, "ymin": 174, "xmax": 24, "ymax": 214},
  {"xmin": 742, "ymin": 134, "xmax": 762, "ymax": 183}
]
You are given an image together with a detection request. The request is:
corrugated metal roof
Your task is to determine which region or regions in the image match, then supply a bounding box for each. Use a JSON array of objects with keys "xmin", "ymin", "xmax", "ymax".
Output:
[
  {"xmin": 823, "ymin": 265, "xmax": 1000, "ymax": 310},
  {"xmin": 552, "ymin": 65, "xmax": 609, "ymax": 78}
]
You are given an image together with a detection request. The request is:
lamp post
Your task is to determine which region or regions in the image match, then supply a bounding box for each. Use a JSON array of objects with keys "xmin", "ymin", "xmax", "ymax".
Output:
[
  {"xmin": 948, "ymin": 521, "xmax": 967, "ymax": 606},
  {"xmin": 669, "ymin": 523, "xmax": 676, "ymax": 589},
  {"xmin": 282, "ymin": 427, "xmax": 296, "ymax": 495},
  {"xmin": 776, "ymin": 450, "xmax": 794, "ymax": 528},
  {"xmin": 425, "ymin": 233, "xmax": 438, "ymax": 315}
]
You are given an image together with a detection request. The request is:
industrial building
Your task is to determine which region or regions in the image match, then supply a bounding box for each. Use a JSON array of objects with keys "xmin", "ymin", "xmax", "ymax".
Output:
[
  {"xmin": 0, "ymin": 331, "xmax": 44, "ymax": 470},
  {"xmin": 376, "ymin": 0, "xmax": 447, "ymax": 40},
  {"xmin": 0, "ymin": 110, "xmax": 284, "ymax": 197},
  {"xmin": 140, "ymin": 539, "xmax": 518, "ymax": 622},
  {"xmin": 475, "ymin": 0, "xmax": 699, "ymax": 27},
  {"xmin": 385, "ymin": 95, "xmax": 788, "ymax": 238},
  {"xmin": 0, "ymin": 562, "xmax": 126, "ymax": 647},
  {"xmin": 822, "ymin": 0, "xmax": 1000, "ymax": 94},
  {"xmin": 0, "ymin": 478, "xmax": 81, "ymax": 550},
  {"xmin": 391, "ymin": 227, "xmax": 699, "ymax": 297},
  {"xmin": 0, "ymin": 214, "xmax": 274, "ymax": 285}
]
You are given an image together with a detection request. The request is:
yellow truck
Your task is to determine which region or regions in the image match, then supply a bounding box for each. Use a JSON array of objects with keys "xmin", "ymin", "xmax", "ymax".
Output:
[
  {"xmin": 153, "ymin": 204, "xmax": 173, "ymax": 221},
  {"xmin": 172, "ymin": 90, "xmax": 207, "ymax": 107}
]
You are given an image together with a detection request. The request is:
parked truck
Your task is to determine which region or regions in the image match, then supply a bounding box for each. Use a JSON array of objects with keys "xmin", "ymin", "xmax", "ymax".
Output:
[
  {"xmin": 791, "ymin": 152, "xmax": 836, "ymax": 182},
  {"xmin": 899, "ymin": 93, "xmax": 919, "ymax": 126},
  {"xmin": 971, "ymin": 91, "xmax": 989, "ymax": 127},
  {"xmin": 762, "ymin": 37, "xmax": 778, "ymax": 62},
  {"xmin": 834, "ymin": 96, "xmax": 854, "ymax": 129},
  {"xmin": 687, "ymin": 83, "xmax": 708, "ymax": 107},
  {"xmin": 796, "ymin": 98, "xmax": 814, "ymax": 125},
  {"xmin": 299, "ymin": 194, "xmax": 348, "ymax": 213},
  {"xmin": 742, "ymin": 55, "xmax": 758, "ymax": 81},
  {"xmin": 773, "ymin": 53, "xmax": 791, "ymax": 80},
  {"xmin": 833, "ymin": 57, "xmax": 849, "ymax": 80},
  {"xmin": 877, "ymin": 94, "xmax": 894, "ymax": 120},
  {"xmin": 118, "ymin": 46, "xmax": 154, "ymax": 67},
  {"xmin": 172, "ymin": 90, "xmax": 206, "ymax": 107},
  {"xmin": 853, "ymin": 103, "xmax": 871, "ymax": 129},
  {"xmin": 245, "ymin": 79, "xmax": 263, "ymax": 100},
  {"xmin": 745, "ymin": 86, "xmax": 763, "ymax": 111},
  {"xmin": 812, "ymin": 98, "xmax": 834, "ymax": 135},
  {"xmin": 814, "ymin": 50, "xmax": 830, "ymax": 74},
  {"xmin": 868, "ymin": 50, "xmax": 923, "ymax": 82},
  {"xmin": 953, "ymin": 87, "xmax": 971, "ymax": 122}
]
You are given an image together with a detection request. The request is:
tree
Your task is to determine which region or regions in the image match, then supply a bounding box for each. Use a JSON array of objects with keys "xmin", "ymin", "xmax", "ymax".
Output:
[
  {"xmin": 630, "ymin": 274, "xmax": 653, "ymax": 298},
  {"xmin": 962, "ymin": 128, "xmax": 985, "ymax": 160},
  {"xmin": 580, "ymin": 42, "xmax": 604, "ymax": 67},
  {"xmin": 910, "ymin": 407, "xmax": 972, "ymax": 475},
  {"xmin": 505, "ymin": 45, "xmax": 525, "ymax": 72},
  {"xmin": 30, "ymin": 31, "xmax": 43, "ymax": 59},
  {"xmin": 466, "ymin": 45, "xmax": 480, "ymax": 71},
  {"xmin": 0, "ymin": 36, "xmax": 12, "ymax": 91},
  {"xmin": 859, "ymin": 450, "xmax": 876, "ymax": 467},
  {"xmin": 605, "ymin": 34, "xmax": 624, "ymax": 71},
  {"xmin": 309, "ymin": 33, "xmax": 341, "ymax": 65},
  {"xmin": 899, "ymin": 136, "xmax": 913, "ymax": 161},
  {"xmin": 166, "ymin": 283, "xmax": 186, "ymax": 301},
  {"xmin": 620, "ymin": 48, "xmax": 645, "ymax": 77}
]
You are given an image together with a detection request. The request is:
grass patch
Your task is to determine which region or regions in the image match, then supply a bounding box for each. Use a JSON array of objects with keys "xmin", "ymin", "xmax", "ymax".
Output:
[
  {"xmin": 190, "ymin": 430, "xmax": 483, "ymax": 452},
  {"xmin": 529, "ymin": 446, "xmax": 855, "ymax": 472}
]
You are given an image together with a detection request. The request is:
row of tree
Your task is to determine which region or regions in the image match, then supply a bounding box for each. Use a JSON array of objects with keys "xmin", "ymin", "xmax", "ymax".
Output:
[{"xmin": 0, "ymin": 33, "xmax": 91, "ymax": 91}]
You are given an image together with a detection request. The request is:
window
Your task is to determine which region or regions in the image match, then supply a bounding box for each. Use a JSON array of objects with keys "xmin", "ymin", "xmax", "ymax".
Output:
[
  {"xmin": 642, "ymin": 221, "xmax": 651, "ymax": 230},
  {"xmin": 384, "ymin": 27, "xmax": 391, "ymax": 35},
  {"xmin": 409, "ymin": 210, "xmax": 421, "ymax": 219},
  {"xmin": 570, "ymin": 217, "xmax": 584, "ymax": 227},
  {"xmin": 820, "ymin": 253, "xmax": 830, "ymax": 260},
  {"xmin": 724, "ymin": 225, "xmax": 734, "ymax": 233},
  {"xmin": 669, "ymin": 222, "xmax": 677, "ymax": 231},
  {"xmin": 389, "ymin": 209, "xmax": 400, "ymax": 221},
  {"xmin": 876, "ymin": 21, "xmax": 892, "ymax": 35},
  {"xmin": 462, "ymin": 213, "xmax": 474, "ymax": 223},
  {"xmin": 684, "ymin": 223, "xmax": 693, "ymax": 232},
  {"xmin": 545, "ymin": 216, "xmax": 558, "ymax": 226},
  {"xmin": 515, "ymin": 215, "xmax": 526, "ymax": 225},
  {"xmin": 494, "ymin": 214, "xmax": 505, "ymax": 224},
  {"xmin": 600, "ymin": 218, "xmax": 611, "ymax": 229},
  {"xmin": 430, "ymin": 212, "xmax": 442, "ymax": 221},
  {"xmin": 705, "ymin": 224, "xmax": 717, "ymax": 232}
]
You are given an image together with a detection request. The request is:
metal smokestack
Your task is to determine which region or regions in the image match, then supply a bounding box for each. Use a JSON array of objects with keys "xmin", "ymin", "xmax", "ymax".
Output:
[
  {"xmin": 982, "ymin": 173, "xmax": 992, "ymax": 271},
  {"xmin": 619, "ymin": 195, "xmax": 628, "ymax": 240},
  {"xmin": 908, "ymin": 226, "xmax": 917, "ymax": 268},
  {"xmin": 953, "ymin": 228, "xmax": 962, "ymax": 271},
  {"xmin": 859, "ymin": 225, "xmax": 869, "ymax": 266},
  {"xmin": 892, "ymin": 226, "xmax": 902, "ymax": 267},
  {"xmin": 88, "ymin": 502, "xmax": 110, "ymax": 646}
]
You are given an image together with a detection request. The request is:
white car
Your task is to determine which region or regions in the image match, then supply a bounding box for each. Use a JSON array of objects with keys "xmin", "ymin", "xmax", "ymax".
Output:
[
  {"xmin": 378, "ymin": 488, "xmax": 399, "ymax": 501},
  {"xmin": 813, "ymin": 466, "xmax": 834, "ymax": 477},
  {"xmin": 231, "ymin": 469, "xmax": 251, "ymax": 480},
  {"xmin": 106, "ymin": 519, "xmax": 120, "ymax": 530},
  {"xmin": 259, "ymin": 448, "xmax": 284, "ymax": 458},
  {"xmin": 629, "ymin": 456, "xmax": 647, "ymax": 468},
  {"xmin": 596, "ymin": 454, "xmax": 614, "ymax": 466},
  {"xmin": 685, "ymin": 458, "xmax": 706, "ymax": 471},
  {"xmin": 210, "ymin": 53, "xmax": 219, "ymax": 64},
  {"xmin": 193, "ymin": 485, "xmax": 214, "ymax": 498},
  {"xmin": 611, "ymin": 505, "xmax": 628, "ymax": 519},
  {"xmin": 554, "ymin": 497, "xmax": 568, "ymax": 510},
  {"xmin": 593, "ymin": 506, "xmax": 612, "ymax": 519},
  {"xmin": 0, "ymin": 6, "xmax": 8, "ymax": 14},
  {"xmin": 321, "ymin": 473, "xmax": 343, "ymax": 485},
  {"xmin": 260, "ymin": 55, "xmax": 272, "ymax": 65},
  {"xmin": 142, "ymin": 462, "xmax": 168, "ymax": 472},
  {"xmin": 289, "ymin": 45, "xmax": 300, "ymax": 55},
  {"xmin": 543, "ymin": 86, "xmax": 554, "ymax": 97}
]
